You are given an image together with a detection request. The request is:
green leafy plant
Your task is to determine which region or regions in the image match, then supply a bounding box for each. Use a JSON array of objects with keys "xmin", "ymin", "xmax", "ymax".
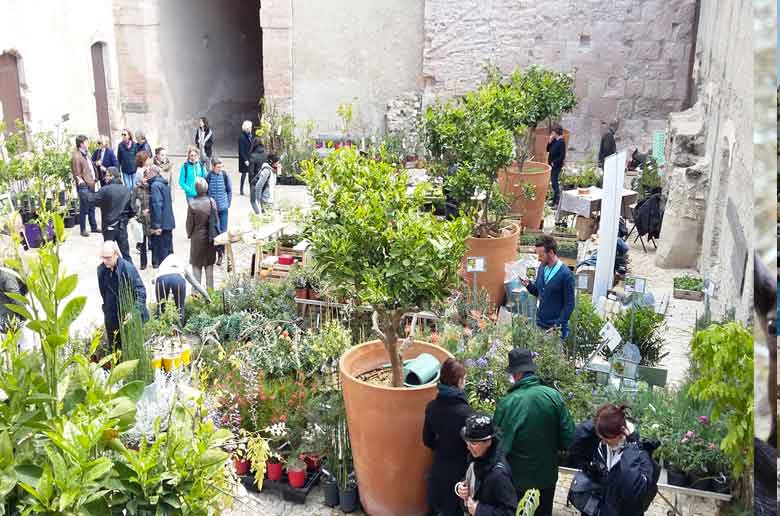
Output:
[
  {"xmin": 633, "ymin": 156, "xmax": 662, "ymax": 199},
  {"xmin": 118, "ymin": 279, "xmax": 153, "ymax": 385},
  {"xmin": 245, "ymin": 433, "xmax": 271, "ymax": 490},
  {"xmin": 516, "ymin": 488, "xmax": 541, "ymax": 516},
  {"xmin": 688, "ymin": 323, "xmax": 753, "ymax": 497},
  {"xmin": 610, "ymin": 305, "xmax": 668, "ymax": 366},
  {"xmin": 674, "ymin": 275, "xmax": 704, "ymax": 291},
  {"xmin": 565, "ymin": 294, "xmax": 605, "ymax": 365},
  {"xmin": 302, "ymin": 147, "xmax": 472, "ymax": 387}
]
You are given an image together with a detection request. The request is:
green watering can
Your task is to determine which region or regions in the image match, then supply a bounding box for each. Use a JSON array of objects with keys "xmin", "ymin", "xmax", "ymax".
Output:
[{"xmin": 403, "ymin": 353, "xmax": 442, "ymax": 387}]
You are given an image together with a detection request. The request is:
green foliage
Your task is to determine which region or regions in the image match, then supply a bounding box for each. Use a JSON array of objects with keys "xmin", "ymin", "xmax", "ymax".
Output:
[
  {"xmin": 143, "ymin": 297, "xmax": 182, "ymax": 340},
  {"xmin": 673, "ymin": 275, "xmax": 704, "ymax": 291},
  {"xmin": 610, "ymin": 305, "xmax": 668, "ymax": 366},
  {"xmin": 560, "ymin": 158, "xmax": 603, "ymax": 189},
  {"xmin": 507, "ymin": 65, "xmax": 578, "ymax": 132},
  {"xmin": 516, "ymin": 488, "xmax": 541, "ymax": 516},
  {"xmin": 688, "ymin": 323, "xmax": 753, "ymax": 482},
  {"xmin": 565, "ymin": 294, "xmax": 605, "ymax": 364},
  {"xmin": 309, "ymin": 321, "xmax": 352, "ymax": 369},
  {"xmin": 118, "ymin": 279, "xmax": 152, "ymax": 385},
  {"xmin": 633, "ymin": 156, "xmax": 662, "ymax": 198}
]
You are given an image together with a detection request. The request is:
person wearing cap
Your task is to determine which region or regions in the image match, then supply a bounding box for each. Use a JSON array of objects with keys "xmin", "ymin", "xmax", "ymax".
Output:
[
  {"xmin": 454, "ymin": 413, "xmax": 518, "ymax": 516},
  {"xmin": 520, "ymin": 235, "xmax": 575, "ymax": 339},
  {"xmin": 493, "ymin": 348, "xmax": 575, "ymax": 516},
  {"xmin": 423, "ymin": 358, "xmax": 473, "ymax": 516}
]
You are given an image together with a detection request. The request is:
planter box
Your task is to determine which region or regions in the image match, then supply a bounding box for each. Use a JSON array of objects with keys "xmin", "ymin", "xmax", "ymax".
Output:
[{"xmin": 673, "ymin": 288, "xmax": 704, "ymax": 301}]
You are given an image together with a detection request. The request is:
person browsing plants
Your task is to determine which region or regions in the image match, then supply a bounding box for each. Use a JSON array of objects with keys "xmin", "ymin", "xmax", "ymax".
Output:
[
  {"xmin": 521, "ymin": 235, "xmax": 575, "ymax": 339},
  {"xmin": 493, "ymin": 348, "xmax": 575, "ymax": 516},
  {"xmin": 423, "ymin": 358, "xmax": 473, "ymax": 516},
  {"xmin": 454, "ymin": 413, "xmax": 518, "ymax": 516}
]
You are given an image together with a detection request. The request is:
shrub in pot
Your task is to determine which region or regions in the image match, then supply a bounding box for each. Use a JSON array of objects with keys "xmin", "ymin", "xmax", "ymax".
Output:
[{"xmin": 301, "ymin": 147, "xmax": 471, "ymax": 515}]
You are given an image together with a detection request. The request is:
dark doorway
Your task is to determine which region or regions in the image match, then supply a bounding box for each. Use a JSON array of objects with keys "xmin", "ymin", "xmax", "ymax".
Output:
[
  {"xmin": 91, "ymin": 43, "xmax": 111, "ymax": 141},
  {"xmin": 158, "ymin": 0, "xmax": 263, "ymax": 157},
  {"xmin": 0, "ymin": 52, "xmax": 24, "ymax": 135}
]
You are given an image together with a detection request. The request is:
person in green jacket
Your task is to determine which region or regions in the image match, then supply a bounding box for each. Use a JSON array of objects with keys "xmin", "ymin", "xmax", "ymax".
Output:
[
  {"xmin": 179, "ymin": 146, "xmax": 207, "ymax": 202},
  {"xmin": 493, "ymin": 348, "xmax": 575, "ymax": 516}
]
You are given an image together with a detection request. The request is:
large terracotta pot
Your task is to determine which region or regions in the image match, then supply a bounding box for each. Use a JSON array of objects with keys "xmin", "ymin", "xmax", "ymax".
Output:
[
  {"xmin": 462, "ymin": 223, "xmax": 520, "ymax": 307},
  {"xmin": 340, "ymin": 340, "xmax": 453, "ymax": 516},
  {"xmin": 533, "ymin": 126, "xmax": 571, "ymax": 163},
  {"xmin": 499, "ymin": 161, "xmax": 551, "ymax": 231}
]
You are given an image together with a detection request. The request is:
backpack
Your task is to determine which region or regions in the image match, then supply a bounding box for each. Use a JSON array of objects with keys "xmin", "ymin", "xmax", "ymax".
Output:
[
  {"xmin": 567, "ymin": 470, "xmax": 601, "ymax": 516},
  {"xmin": 207, "ymin": 198, "xmax": 219, "ymax": 243}
]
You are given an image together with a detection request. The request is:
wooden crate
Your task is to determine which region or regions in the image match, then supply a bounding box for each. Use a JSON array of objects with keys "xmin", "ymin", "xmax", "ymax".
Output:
[{"xmin": 673, "ymin": 288, "xmax": 704, "ymax": 301}]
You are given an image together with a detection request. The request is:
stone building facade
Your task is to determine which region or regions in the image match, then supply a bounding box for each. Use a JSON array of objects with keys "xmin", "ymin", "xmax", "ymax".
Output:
[{"xmin": 655, "ymin": 0, "xmax": 753, "ymax": 321}]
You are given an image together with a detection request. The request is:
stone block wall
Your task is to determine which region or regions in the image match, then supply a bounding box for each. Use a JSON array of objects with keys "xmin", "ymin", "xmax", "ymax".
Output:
[
  {"xmin": 656, "ymin": 0, "xmax": 753, "ymax": 321},
  {"xmin": 421, "ymin": 0, "xmax": 697, "ymax": 160},
  {"xmin": 385, "ymin": 92, "xmax": 422, "ymax": 155}
]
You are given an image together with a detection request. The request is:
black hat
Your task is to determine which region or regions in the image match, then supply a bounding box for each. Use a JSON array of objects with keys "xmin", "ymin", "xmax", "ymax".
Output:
[
  {"xmin": 461, "ymin": 413, "xmax": 495, "ymax": 442},
  {"xmin": 506, "ymin": 348, "xmax": 537, "ymax": 375}
]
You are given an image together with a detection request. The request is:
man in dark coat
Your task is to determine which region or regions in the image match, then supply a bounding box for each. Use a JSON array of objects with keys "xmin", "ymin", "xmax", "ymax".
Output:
[
  {"xmin": 423, "ymin": 358, "xmax": 473, "ymax": 516},
  {"xmin": 91, "ymin": 136, "xmax": 119, "ymax": 186},
  {"xmin": 92, "ymin": 167, "xmax": 134, "ymax": 263},
  {"xmin": 493, "ymin": 349, "xmax": 575, "ymax": 516},
  {"xmin": 598, "ymin": 120, "xmax": 618, "ymax": 169},
  {"xmin": 455, "ymin": 414, "xmax": 518, "ymax": 516},
  {"xmin": 238, "ymin": 120, "xmax": 253, "ymax": 195},
  {"xmin": 97, "ymin": 240, "xmax": 148, "ymax": 350},
  {"xmin": 521, "ymin": 235, "xmax": 575, "ymax": 338},
  {"xmin": 148, "ymin": 166, "xmax": 175, "ymax": 267},
  {"xmin": 546, "ymin": 125, "xmax": 566, "ymax": 206}
]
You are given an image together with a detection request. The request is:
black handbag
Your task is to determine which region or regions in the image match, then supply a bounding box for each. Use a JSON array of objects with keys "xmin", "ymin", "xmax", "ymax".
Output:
[
  {"xmin": 567, "ymin": 470, "xmax": 602, "ymax": 516},
  {"xmin": 207, "ymin": 199, "xmax": 219, "ymax": 243}
]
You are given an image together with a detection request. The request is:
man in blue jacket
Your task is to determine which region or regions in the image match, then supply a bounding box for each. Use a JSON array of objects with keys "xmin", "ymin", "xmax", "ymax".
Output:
[
  {"xmin": 521, "ymin": 235, "xmax": 575, "ymax": 338},
  {"xmin": 97, "ymin": 240, "xmax": 148, "ymax": 349},
  {"xmin": 148, "ymin": 165, "xmax": 175, "ymax": 267}
]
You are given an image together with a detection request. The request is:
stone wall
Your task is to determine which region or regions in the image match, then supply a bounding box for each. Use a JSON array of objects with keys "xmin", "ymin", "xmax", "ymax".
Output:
[
  {"xmin": 554, "ymin": 468, "xmax": 729, "ymax": 515},
  {"xmin": 385, "ymin": 92, "xmax": 422, "ymax": 155},
  {"xmin": 655, "ymin": 0, "xmax": 754, "ymax": 321},
  {"xmin": 0, "ymin": 0, "xmax": 122, "ymax": 140},
  {"xmin": 421, "ymin": 0, "xmax": 697, "ymax": 160}
]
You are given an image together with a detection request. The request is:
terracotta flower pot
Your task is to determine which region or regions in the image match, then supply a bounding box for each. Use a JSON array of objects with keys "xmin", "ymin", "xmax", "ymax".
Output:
[
  {"xmin": 340, "ymin": 340, "xmax": 453, "ymax": 516},
  {"xmin": 288, "ymin": 468, "xmax": 306, "ymax": 488},
  {"xmin": 295, "ymin": 287, "xmax": 309, "ymax": 300},
  {"xmin": 499, "ymin": 161, "xmax": 551, "ymax": 232},
  {"xmin": 462, "ymin": 223, "xmax": 520, "ymax": 307},
  {"xmin": 267, "ymin": 461, "xmax": 283, "ymax": 481},
  {"xmin": 233, "ymin": 457, "xmax": 250, "ymax": 476}
]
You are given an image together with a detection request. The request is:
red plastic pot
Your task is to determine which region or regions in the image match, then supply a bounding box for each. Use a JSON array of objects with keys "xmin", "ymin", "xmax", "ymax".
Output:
[
  {"xmin": 267, "ymin": 461, "xmax": 283, "ymax": 481},
  {"xmin": 301, "ymin": 453, "xmax": 322, "ymax": 471},
  {"xmin": 288, "ymin": 468, "xmax": 306, "ymax": 488},
  {"xmin": 233, "ymin": 457, "xmax": 250, "ymax": 475},
  {"xmin": 278, "ymin": 254, "xmax": 294, "ymax": 265}
]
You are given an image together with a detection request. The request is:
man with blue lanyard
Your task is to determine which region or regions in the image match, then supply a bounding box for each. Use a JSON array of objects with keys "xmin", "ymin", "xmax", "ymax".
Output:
[{"xmin": 520, "ymin": 235, "xmax": 575, "ymax": 338}]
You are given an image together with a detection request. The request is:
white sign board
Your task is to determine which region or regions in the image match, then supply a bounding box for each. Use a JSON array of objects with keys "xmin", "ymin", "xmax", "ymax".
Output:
[
  {"xmin": 600, "ymin": 321, "xmax": 622, "ymax": 352},
  {"xmin": 466, "ymin": 257, "xmax": 486, "ymax": 273},
  {"xmin": 592, "ymin": 150, "xmax": 627, "ymax": 303},
  {"xmin": 576, "ymin": 273, "xmax": 590, "ymax": 290},
  {"xmin": 624, "ymin": 276, "xmax": 646, "ymax": 295}
]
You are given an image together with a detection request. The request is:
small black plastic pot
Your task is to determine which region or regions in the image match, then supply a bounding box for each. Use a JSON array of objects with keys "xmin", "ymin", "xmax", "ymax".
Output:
[
  {"xmin": 323, "ymin": 476, "xmax": 339, "ymax": 507},
  {"xmin": 666, "ymin": 467, "xmax": 690, "ymax": 487},
  {"xmin": 339, "ymin": 485, "xmax": 358, "ymax": 513},
  {"xmin": 689, "ymin": 473, "xmax": 712, "ymax": 491}
]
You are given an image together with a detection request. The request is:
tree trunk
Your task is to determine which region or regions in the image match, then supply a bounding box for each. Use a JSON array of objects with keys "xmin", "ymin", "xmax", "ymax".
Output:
[{"xmin": 373, "ymin": 309, "xmax": 405, "ymax": 387}]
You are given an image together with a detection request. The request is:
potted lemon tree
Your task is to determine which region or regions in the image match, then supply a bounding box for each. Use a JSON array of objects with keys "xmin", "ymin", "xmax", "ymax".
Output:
[{"xmin": 301, "ymin": 147, "xmax": 471, "ymax": 516}]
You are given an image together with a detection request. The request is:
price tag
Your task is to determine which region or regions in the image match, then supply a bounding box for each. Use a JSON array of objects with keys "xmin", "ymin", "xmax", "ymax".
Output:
[
  {"xmin": 576, "ymin": 273, "xmax": 589, "ymax": 290},
  {"xmin": 466, "ymin": 257, "xmax": 486, "ymax": 273},
  {"xmin": 600, "ymin": 322, "xmax": 622, "ymax": 352},
  {"xmin": 624, "ymin": 276, "xmax": 646, "ymax": 294}
]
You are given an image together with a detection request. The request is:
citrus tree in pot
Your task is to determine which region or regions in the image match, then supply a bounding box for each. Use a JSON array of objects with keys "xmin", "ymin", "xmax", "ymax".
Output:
[
  {"xmin": 423, "ymin": 80, "xmax": 520, "ymax": 306},
  {"xmin": 300, "ymin": 146, "xmax": 471, "ymax": 515}
]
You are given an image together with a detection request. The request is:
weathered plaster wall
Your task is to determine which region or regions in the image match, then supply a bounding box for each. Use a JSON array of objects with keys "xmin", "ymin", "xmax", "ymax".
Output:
[
  {"xmin": 0, "ymin": 0, "xmax": 122, "ymax": 141},
  {"xmin": 421, "ymin": 0, "xmax": 697, "ymax": 159},
  {"xmin": 656, "ymin": 0, "xmax": 753, "ymax": 321},
  {"xmin": 262, "ymin": 0, "xmax": 425, "ymax": 137}
]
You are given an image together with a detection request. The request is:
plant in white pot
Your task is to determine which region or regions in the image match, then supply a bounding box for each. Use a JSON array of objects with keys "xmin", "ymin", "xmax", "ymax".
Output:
[{"xmin": 300, "ymin": 147, "xmax": 471, "ymax": 515}]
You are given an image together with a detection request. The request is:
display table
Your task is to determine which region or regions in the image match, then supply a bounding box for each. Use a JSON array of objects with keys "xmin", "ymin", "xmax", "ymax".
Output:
[
  {"xmin": 215, "ymin": 222, "xmax": 290, "ymax": 278},
  {"xmin": 558, "ymin": 186, "xmax": 637, "ymax": 219}
]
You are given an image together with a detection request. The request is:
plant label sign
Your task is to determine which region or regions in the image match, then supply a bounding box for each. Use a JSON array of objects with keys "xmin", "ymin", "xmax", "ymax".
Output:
[
  {"xmin": 624, "ymin": 276, "xmax": 646, "ymax": 295},
  {"xmin": 466, "ymin": 257, "xmax": 486, "ymax": 273},
  {"xmin": 600, "ymin": 322, "xmax": 622, "ymax": 352},
  {"xmin": 576, "ymin": 272, "xmax": 589, "ymax": 290},
  {"xmin": 703, "ymin": 279, "xmax": 716, "ymax": 297}
]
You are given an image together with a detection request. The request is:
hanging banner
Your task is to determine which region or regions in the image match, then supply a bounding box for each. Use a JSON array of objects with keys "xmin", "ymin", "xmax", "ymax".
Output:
[{"xmin": 592, "ymin": 150, "xmax": 627, "ymax": 303}]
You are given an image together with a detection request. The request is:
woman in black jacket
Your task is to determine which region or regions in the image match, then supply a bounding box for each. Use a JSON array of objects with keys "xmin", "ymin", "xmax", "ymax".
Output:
[
  {"xmin": 454, "ymin": 414, "xmax": 518, "ymax": 516},
  {"xmin": 247, "ymin": 137, "xmax": 268, "ymax": 215},
  {"xmin": 423, "ymin": 359, "xmax": 472, "ymax": 516},
  {"xmin": 195, "ymin": 116, "xmax": 214, "ymax": 169},
  {"xmin": 568, "ymin": 404, "xmax": 658, "ymax": 516}
]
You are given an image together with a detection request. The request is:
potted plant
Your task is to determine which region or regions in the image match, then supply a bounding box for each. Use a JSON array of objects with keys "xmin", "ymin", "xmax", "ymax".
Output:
[
  {"xmin": 286, "ymin": 452, "xmax": 307, "ymax": 489},
  {"xmin": 245, "ymin": 432, "xmax": 271, "ymax": 489},
  {"xmin": 301, "ymin": 147, "xmax": 470, "ymax": 515},
  {"xmin": 423, "ymin": 77, "xmax": 520, "ymax": 306},
  {"xmin": 673, "ymin": 275, "xmax": 705, "ymax": 301},
  {"xmin": 261, "ymin": 420, "xmax": 289, "ymax": 483},
  {"xmin": 232, "ymin": 430, "xmax": 252, "ymax": 476}
]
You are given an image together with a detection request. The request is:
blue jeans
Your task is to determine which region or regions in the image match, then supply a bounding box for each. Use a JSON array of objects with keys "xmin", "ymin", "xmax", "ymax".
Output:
[
  {"xmin": 77, "ymin": 184, "xmax": 97, "ymax": 233},
  {"xmin": 217, "ymin": 208, "xmax": 228, "ymax": 254},
  {"xmin": 155, "ymin": 273, "xmax": 186, "ymax": 324}
]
